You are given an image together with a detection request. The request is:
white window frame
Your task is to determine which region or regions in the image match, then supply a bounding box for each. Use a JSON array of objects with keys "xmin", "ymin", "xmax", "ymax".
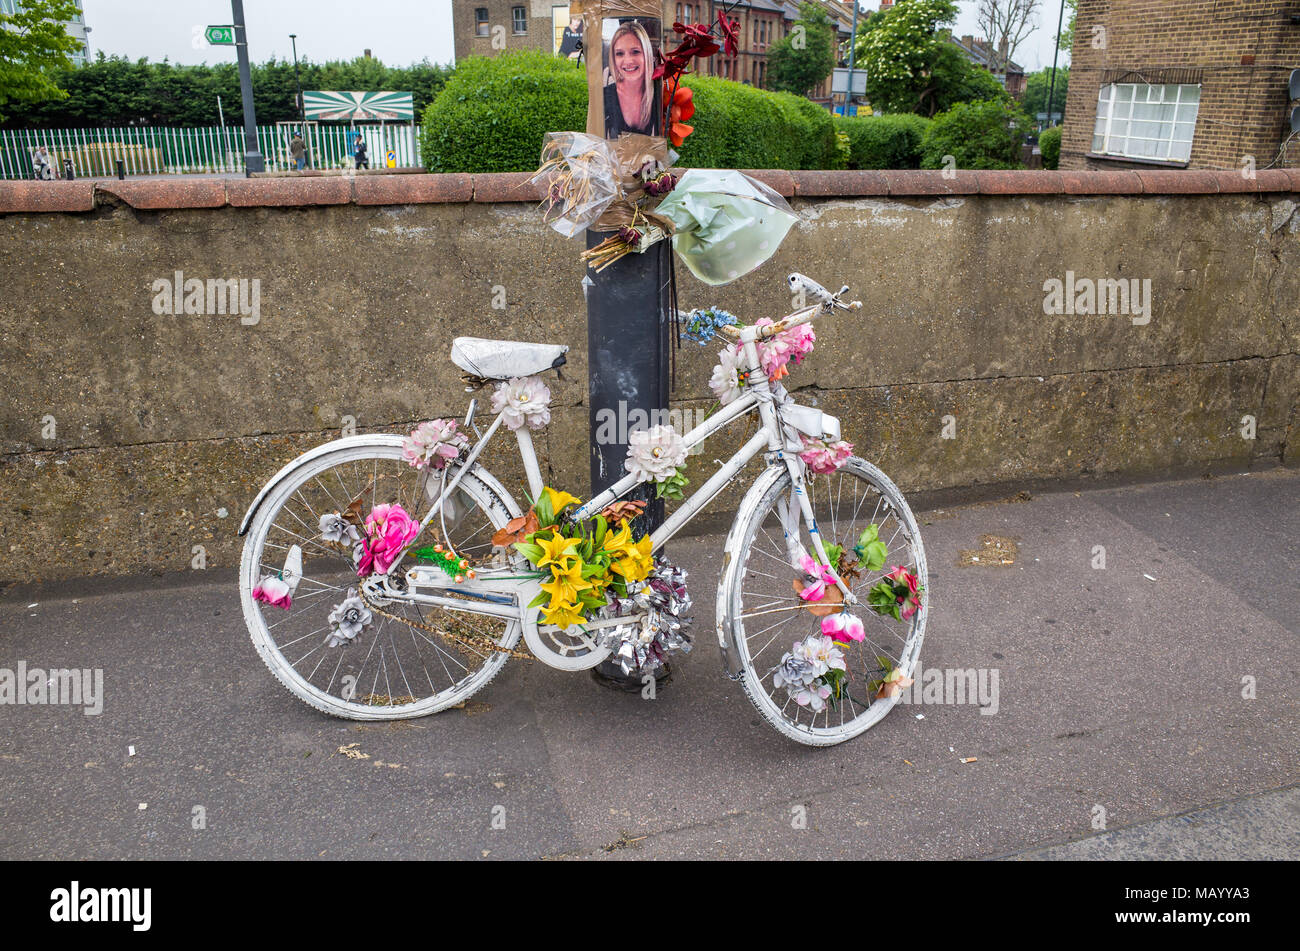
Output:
[
  {"xmin": 512, "ymin": 6, "xmax": 527, "ymax": 34},
  {"xmin": 474, "ymin": 7, "xmax": 490, "ymax": 37},
  {"xmin": 1092, "ymin": 82, "xmax": 1200, "ymax": 163}
]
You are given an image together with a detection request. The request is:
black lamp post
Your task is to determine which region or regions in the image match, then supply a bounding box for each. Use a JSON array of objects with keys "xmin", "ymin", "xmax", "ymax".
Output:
[
  {"xmin": 290, "ymin": 33, "xmax": 308, "ymax": 167},
  {"xmin": 1047, "ymin": 0, "xmax": 1067, "ymax": 127}
]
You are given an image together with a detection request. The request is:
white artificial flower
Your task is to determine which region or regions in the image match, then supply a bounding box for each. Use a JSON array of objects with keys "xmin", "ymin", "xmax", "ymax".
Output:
[
  {"xmin": 318, "ymin": 512, "xmax": 360, "ymax": 545},
  {"xmin": 708, "ymin": 346, "xmax": 744, "ymax": 406},
  {"xmin": 491, "ymin": 376, "xmax": 552, "ymax": 431},
  {"xmin": 326, "ymin": 588, "xmax": 372, "ymax": 647},
  {"xmin": 625, "ymin": 424, "xmax": 687, "ymax": 483}
]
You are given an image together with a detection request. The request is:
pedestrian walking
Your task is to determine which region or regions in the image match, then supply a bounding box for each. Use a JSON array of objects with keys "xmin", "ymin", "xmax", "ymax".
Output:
[
  {"xmin": 290, "ymin": 133, "xmax": 306, "ymax": 171},
  {"xmin": 32, "ymin": 146, "xmax": 53, "ymax": 181},
  {"xmin": 353, "ymin": 135, "xmax": 369, "ymax": 170}
]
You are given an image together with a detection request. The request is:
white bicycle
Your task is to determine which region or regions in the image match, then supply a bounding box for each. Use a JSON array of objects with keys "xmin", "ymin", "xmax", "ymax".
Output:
[{"xmin": 239, "ymin": 274, "xmax": 928, "ymax": 746}]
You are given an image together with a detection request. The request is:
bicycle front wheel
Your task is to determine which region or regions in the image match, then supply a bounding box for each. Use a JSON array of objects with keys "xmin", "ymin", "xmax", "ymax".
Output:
[
  {"xmin": 719, "ymin": 458, "xmax": 929, "ymax": 746},
  {"xmin": 240, "ymin": 436, "xmax": 523, "ymax": 720}
]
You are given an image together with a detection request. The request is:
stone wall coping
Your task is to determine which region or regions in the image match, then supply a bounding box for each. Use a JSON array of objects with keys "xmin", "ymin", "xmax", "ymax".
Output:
[{"xmin": 2, "ymin": 168, "xmax": 1297, "ymax": 213}]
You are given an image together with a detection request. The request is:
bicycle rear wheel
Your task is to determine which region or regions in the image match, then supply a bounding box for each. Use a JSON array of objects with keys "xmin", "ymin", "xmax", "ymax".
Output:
[
  {"xmin": 719, "ymin": 458, "xmax": 928, "ymax": 746},
  {"xmin": 240, "ymin": 436, "xmax": 522, "ymax": 720}
]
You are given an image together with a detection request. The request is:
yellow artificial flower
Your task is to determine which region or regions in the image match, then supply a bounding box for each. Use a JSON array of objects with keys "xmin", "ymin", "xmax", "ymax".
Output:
[
  {"xmin": 535, "ymin": 532, "xmax": 582, "ymax": 571},
  {"xmin": 542, "ymin": 599, "xmax": 586, "ymax": 630},
  {"xmin": 611, "ymin": 534, "xmax": 654, "ymax": 583},
  {"xmin": 542, "ymin": 486, "xmax": 581, "ymax": 516},
  {"xmin": 540, "ymin": 560, "xmax": 593, "ymax": 606},
  {"xmin": 600, "ymin": 519, "xmax": 633, "ymax": 556}
]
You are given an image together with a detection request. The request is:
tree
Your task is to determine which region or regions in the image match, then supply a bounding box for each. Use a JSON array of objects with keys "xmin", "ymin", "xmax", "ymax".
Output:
[
  {"xmin": 1057, "ymin": 0, "xmax": 1077, "ymax": 53},
  {"xmin": 857, "ymin": 0, "xmax": 1009, "ymax": 116},
  {"xmin": 766, "ymin": 2, "xmax": 835, "ymax": 96},
  {"xmin": 0, "ymin": 0, "xmax": 82, "ymax": 122},
  {"xmin": 975, "ymin": 0, "xmax": 1041, "ymax": 75},
  {"xmin": 1022, "ymin": 67, "xmax": 1068, "ymax": 123}
]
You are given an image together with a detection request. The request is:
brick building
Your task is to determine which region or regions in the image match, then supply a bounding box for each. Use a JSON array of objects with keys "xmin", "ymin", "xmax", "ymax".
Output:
[
  {"xmin": 1060, "ymin": 0, "xmax": 1300, "ymax": 170},
  {"xmin": 451, "ymin": 0, "xmax": 859, "ymax": 95}
]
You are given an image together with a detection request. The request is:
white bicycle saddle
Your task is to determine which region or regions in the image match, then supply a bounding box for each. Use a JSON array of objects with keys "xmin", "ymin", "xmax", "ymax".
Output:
[{"xmin": 450, "ymin": 337, "xmax": 568, "ymax": 380}]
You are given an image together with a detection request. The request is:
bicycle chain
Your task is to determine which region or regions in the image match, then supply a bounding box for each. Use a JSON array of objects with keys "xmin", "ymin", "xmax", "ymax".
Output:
[{"xmin": 357, "ymin": 586, "xmax": 533, "ymax": 661}]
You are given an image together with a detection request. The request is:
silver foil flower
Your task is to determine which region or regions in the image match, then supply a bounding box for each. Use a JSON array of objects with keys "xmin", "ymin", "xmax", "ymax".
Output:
[
  {"xmin": 326, "ymin": 587, "xmax": 372, "ymax": 647},
  {"xmin": 597, "ymin": 559, "xmax": 693, "ymax": 675},
  {"xmin": 319, "ymin": 512, "xmax": 361, "ymax": 545}
]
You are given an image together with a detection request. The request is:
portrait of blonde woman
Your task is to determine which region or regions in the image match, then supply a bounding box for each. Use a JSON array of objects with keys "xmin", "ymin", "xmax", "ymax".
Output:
[{"xmin": 602, "ymin": 19, "xmax": 660, "ymax": 138}]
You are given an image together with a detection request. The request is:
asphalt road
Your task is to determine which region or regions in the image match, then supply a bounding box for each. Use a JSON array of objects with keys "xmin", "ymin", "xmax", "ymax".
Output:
[{"xmin": 2, "ymin": 468, "xmax": 1296, "ymax": 860}]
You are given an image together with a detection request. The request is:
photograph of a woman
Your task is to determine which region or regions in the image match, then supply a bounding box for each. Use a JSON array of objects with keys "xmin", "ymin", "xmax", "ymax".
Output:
[{"xmin": 602, "ymin": 19, "xmax": 661, "ymax": 138}]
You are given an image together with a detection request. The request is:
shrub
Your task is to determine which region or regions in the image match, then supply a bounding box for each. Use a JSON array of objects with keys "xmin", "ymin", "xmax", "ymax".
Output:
[
  {"xmin": 677, "ymin": 75, "xmax": 838, "ymax": 170},
  {"xmin": 919, "ymin": 98, "xmax": 1028, "ymax": 170},
  {"xmin": 421, "ymin": 52, "xmax": 585, "ymax": 173},
  {"xmin": 1039, "ymin": 125, "xmax": 1062, "ymax": 169},
  {"xmin": 421, "ymin": 53, "xmax": 841, "ymax": 172},
  {"xmin": 833, "ymin": 113, "xmax": 931, "ymax": 168}
]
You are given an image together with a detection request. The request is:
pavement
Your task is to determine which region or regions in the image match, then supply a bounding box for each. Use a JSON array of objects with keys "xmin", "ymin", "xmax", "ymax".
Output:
[{"xmin": 1, "ymin": 467, "xmax": 1296, "ymax": 860}]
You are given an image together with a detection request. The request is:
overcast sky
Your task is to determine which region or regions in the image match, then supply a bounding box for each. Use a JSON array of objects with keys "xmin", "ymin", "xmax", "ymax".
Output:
[{"xmin": 80, "ymin": 1, "xmax": 1069, "ymax": 72}]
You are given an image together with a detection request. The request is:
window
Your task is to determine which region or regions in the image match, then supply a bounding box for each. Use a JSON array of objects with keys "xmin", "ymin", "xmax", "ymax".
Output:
[
  {"xmin": 475, "ymin": 7, "xmax": 489, "ymax": 36},
  {"xmin": 512, "ymin": 6, "xmax": 527, "ymax": 34},
  {"xmin": 1092, "ymin": 83, "xmax": 1200, "ymax": 162}
]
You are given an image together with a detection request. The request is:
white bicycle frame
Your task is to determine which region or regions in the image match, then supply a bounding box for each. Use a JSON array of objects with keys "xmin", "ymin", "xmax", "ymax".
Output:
[{"xmin": 382, "ymin": 300, "xmax": 859, "ymax": 630}]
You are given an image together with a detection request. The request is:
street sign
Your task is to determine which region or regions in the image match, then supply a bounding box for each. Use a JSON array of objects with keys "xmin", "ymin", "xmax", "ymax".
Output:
[
  {"xmin": 385, "ymin": 149, "xmax": 396, "ymax": 169},
  {"xmin": 205, "ymin": 25, "xmax": 236, "ymax": 46}
]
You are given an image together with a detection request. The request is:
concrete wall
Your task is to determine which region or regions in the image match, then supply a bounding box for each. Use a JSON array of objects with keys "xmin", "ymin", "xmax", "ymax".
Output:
[{"xmin": 1, "ymin": 168, "xmax": 1297, "ymax": 584}]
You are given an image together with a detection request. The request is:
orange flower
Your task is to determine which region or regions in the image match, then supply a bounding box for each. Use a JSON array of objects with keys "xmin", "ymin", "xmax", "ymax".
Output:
[{"xmin": 669, "ymin": 85, "xmax": 696, "ymax": 147}]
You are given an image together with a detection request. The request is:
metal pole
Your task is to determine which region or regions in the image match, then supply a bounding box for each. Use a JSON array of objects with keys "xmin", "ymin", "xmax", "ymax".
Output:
[
  {"xmin": 1047, "ymin": 0, "xmax": 1067, "ymax": 127},
  {"xmin": 290, "ymin": 34, "xmax": 308, "ymax": 166},
  {"xmin": 844, "ymin": 1, "xmax": 859, "ymax": 116},
  {"xmin": 232, "ymin": 0, "xmax": 265, "ymax": 174},
  {"xmin": 585, "ymin": 11, "xmax": 672, "ymax": 688}
]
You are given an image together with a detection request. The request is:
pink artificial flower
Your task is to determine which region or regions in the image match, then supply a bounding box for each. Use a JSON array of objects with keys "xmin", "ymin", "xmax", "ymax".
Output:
[
  {"xmin": 885, "ymin": 566, "xmax": 922, "ymax": 619},
  {"xmin": 402, "ymin": 419, "xmax": 467, "ymax": 470},
  {"xmin": 252, "ymin": 575, "xmax": 293, "ymax": 610},
  {"xmin": 356, "ymin": 503, "xmax": 421, "ymax": 577},
  {"xmin": 822, "ymin": 611, "xmax": 865, "ymax": 643},
  {"xmin": 751, "ymin": 319, "xmax": 817, "ymax": 383},
  {"xmin": 796, "ymin": 553, "xmax": 837, "ymax": 601},
  {"xmin": 799, "ymin": 436, "xmax": 854, "ymax": 474}
]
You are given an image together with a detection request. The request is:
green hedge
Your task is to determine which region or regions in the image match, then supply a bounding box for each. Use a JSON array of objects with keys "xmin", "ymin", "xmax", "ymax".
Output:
[
  {"xmin": 421, "ymin": 53, "xmax": 841, "ymax": 172},
  {"xmin": 920, "ymin": 99, "xmax": 1028, "ymax": 170},
  {"xmin": 421, "ymin": 52, "xmax": 586, "ymax": 174},
  {"xmin": 1039, "ymin": 125, "xmax": 1061, "ymax": 170},
  {"xmin": 676, "ymin": 75, "xmax": 840, "ymax": 170},
  {"xmin": 833, "ymin": 113, "xmax": 931, "ymax": 169}
]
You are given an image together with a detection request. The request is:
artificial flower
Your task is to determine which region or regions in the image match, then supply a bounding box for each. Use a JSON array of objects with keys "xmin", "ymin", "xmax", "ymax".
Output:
[
  {"xmin": 717, "ymin": 9, "xmax": 739, "ymax": 58},
  {"xmin": 799, "ymin": 436, "xmax": 854, "ymax": 474},
  {"xmin": 886, "ymin": 565, "xmax": 923, "ymax": 619},
  {"xmin": 822, "ymin": 611, "xmax": 865, "ymax": 643},
  {"xmin": 542, "ymin": 599, "xmax": 586, "ymax": 630},
  {"xmin": 709, "ymin": 346, "xmax": 745, "ymax": 405},
  {"xmin": 326, "ymin": 588, "xmax": 372, "ymax": 647},
  {"xmin": 668, "ymin": 85, "xmax": 695, "ymax": 147},
  {"xmin": 753, "ymin": 318, "xmax": 816, "ymax": 382},
  {"xmin": 611, "ymin": 533, "xmax": 654, "ymax": 583},
  {"xmin": 796, "ymin": 553, "xmax": 838, "ymax": 602},
  {"xmin": 540, "ymin": 560, "xmax": 593, "ymax": 606},
  {"xmin": 875, "ymin": 665, "xmax": 915, "ymax": 700},
  {"xmin": 318, "ymin": 512, "xmax": 360, "ymax": 545},
  {"xmin": 402, "ymin": 418, "xmax": 468, "ymax": 470},
  {"xmin": 542, "ymin": 486, "xmax": 581, "ymax": 516},
  {"xmin": 491, "ymin": 375, "xmax": 552, "ymax": 431},
  {"xmin": 534, "ymin": 532, "xmax": 582, "ymax": 572},
  {"xmin": 356, "ymin": 502, "xmax": 421, "ymax": 577},
  {"xmin": 625, "ymin": 424, "xmax": 688, "ymax": 484},
  {"xmin": 252, "ymin": 574, "xmax": 293, "ymax": 610}
]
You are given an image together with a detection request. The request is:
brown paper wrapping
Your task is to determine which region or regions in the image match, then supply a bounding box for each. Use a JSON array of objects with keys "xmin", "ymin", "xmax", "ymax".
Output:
[{"xmin": 589, "ymin": 133, "xmax": 676, "ymax": 233}]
